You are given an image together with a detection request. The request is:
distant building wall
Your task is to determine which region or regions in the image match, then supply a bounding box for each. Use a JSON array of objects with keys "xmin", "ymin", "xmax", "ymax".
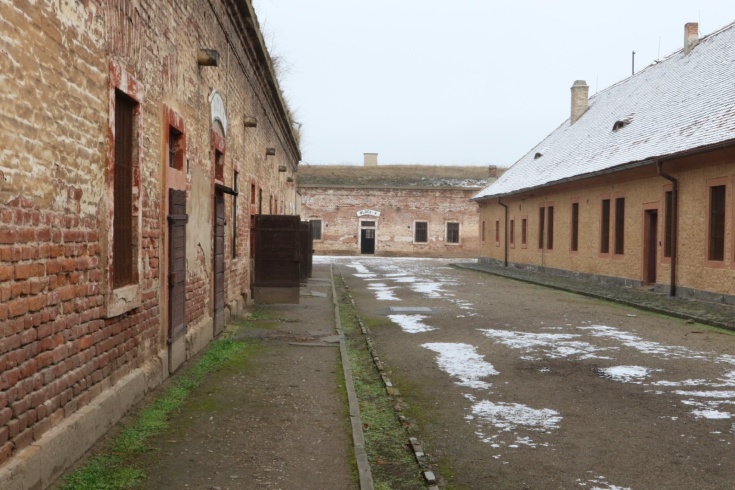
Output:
[{"xmin": 301, "ymin": 186, "xmax": 481, "ymax": 257}]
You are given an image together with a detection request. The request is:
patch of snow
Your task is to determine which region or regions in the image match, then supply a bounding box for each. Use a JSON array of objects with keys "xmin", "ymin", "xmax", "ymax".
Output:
[
  {"xmin": 410, "ymin": 281, "xmax": 445, "ymax": 298},
  {"xmin": 367, "ymin": 283, "xmax": 400, "ymax": 301},
  {"xmin": 598, "ymin": 365, "xmax": 655, "ymax": 384},
  {"xmin": 388, "ymin": 314, "xmax": 436, "ymax": 333},
  {"xmin": 468, "ymin": 399, "xmax": 562, "ymax": 432},
  {"xmin": 692, "ymin": 410, "xmax": 732, "ymax": 420},
  {"xmin": 422, "ymin": 343, "xmax": 498, "ymax": 389},
  {"xmin": 479, "ymin": 329, "xmax": 613, "ymax": 360}
]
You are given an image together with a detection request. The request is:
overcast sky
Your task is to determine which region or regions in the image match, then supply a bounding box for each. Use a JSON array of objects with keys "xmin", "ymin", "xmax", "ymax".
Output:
[{"xmin": 251, "ymin": 1, "xmax": 735, "ymax": 167}]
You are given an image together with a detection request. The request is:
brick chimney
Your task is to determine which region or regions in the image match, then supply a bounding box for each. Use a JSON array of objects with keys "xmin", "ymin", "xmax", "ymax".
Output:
[
  {"xmin": 488, "ymin": 165, "xmax": 498, "ymax": 178},
  {"xmin": 570, "ymin": 80, "xmax": 589, "ymax": 125},
  {"xmin": 684, "ymin": 22, "xmax": 699, "ymax": 53},
  {"xmin": 363, "ymin": 153, "xmax": 378, "ymax": 166}
]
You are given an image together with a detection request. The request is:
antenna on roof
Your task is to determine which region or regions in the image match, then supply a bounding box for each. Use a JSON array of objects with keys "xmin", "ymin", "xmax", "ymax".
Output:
[
  {"xmin": 631, "ymin": 51, "xmax": 635, "ymax": 75},
  {"xmin": 657, "ymin": 36, "xmax": 661, "ymax": 62}
]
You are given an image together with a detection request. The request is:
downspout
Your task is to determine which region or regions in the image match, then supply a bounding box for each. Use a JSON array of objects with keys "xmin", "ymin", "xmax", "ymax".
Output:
[
  {"xmin": 657, "ymin": 161, "xmax": 678, "ymax": 297},
  {"xmin": 498, "ymin": 198, "xmax": 508, "ymax": 267}
]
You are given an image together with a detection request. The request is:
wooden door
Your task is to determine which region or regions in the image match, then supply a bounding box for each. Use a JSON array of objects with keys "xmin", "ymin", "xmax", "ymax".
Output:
[
  {"xmin": 253, "ymin": 215, "xmax": 301, "ymax": 303},
  {"xmin": 643, "ymin": 210, "xmax": 658, "ymax": 284},
  {"xmin": 213, "ymin": 192, "xmax": 225, "ymax": 335},
  {"xmin": 168, "ymin": 189, "xmax": 187, "ymax": 341},
  {"xmin": 361, "ymin": 228, "xmax": 375, "ymax": 254}
]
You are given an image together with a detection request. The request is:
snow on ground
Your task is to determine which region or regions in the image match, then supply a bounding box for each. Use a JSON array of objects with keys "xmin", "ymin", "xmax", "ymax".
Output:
[
  {"xmin": 388, "ymin": 314, "xmax": 436, "ymax": 333},
  {"xmin": 422, "ymin": 342, "xmax": 498, "ymax": 389},
  {"xmin": 479, "ymin": 329, "xmax": 614, "ymax": 361},
  {"xmin": 367, "ymin": 283, "xmax": 400, "ymax": 301},
  {"xmin": 598, "ymin": 366, "xmax": 656, "ymax": 384}
]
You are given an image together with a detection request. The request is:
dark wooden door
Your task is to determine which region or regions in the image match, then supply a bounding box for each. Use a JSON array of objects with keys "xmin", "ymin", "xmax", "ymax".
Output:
[
  {"xmin": 299, "ymin": 222, "xmax": 311, "ymax": 283},
  {"xmin": 361, "ymin": 228, "xmax": 375, "ymax": 254},
  {"xmin": 644, "ymin": 210, "xmax": 658, "ymax": 284},
  {"xmin": 213, "ymin": 192, "xmax": 225, "ymax": 335},
  {"xmin": 253, "ymin": 215, "xmax": 301, "ymax": 303},
  {"xmin": 168, "ymin": 189, "xmax": 187, "ymax": 341}
]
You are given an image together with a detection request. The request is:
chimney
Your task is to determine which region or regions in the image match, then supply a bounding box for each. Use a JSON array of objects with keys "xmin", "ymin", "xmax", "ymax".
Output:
[
  {"xmin": 684, "ymin": 22, "xmax": 699, "ymax": 53},
  {"xmin": 363, "ymin": 152, "xmax": 378, "ymax": 167},
  {"xmin": 487, "ymin": 165, "xmax": 498, "ymax": 179},
  {"xmin": 570, "ymin": 80, "xmax": 589, "ymax": 125}
]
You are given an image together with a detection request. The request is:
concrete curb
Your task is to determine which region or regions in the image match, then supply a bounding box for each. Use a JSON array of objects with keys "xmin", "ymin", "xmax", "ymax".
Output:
[
  {"xmin": 339, "ymin": 271, "xmax": 440, "ymax": 489},
  {"xmin": 330, "ymin": 265, "xmax": 374, "ymax": 490}
]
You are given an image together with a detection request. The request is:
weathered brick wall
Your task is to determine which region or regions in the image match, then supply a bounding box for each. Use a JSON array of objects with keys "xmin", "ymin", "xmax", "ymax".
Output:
[
  {"xmin": 477, "ymin": 148, "xmax": 735, "ymax": 297},
  {"xmin": 0, "ymin": 0, "xmax": 298, "ymax": 475},
  {"xmin": 300, "ymin": 186, "xmax": 481, "ymax": 258}
]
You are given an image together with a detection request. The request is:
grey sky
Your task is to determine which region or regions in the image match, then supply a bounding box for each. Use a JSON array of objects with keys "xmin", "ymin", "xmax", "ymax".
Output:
[{"xmin": 252, "ymin": 1, "xmax": 735, "ymax": 167}]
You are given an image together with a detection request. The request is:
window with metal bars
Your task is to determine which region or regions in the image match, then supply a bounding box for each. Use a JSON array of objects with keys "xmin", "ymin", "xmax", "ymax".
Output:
[
  {"xmin": 113, "ymin": 90, "xmax": 137, "ymax": 288},
  {"xmin": 495, "ymin": 220, "xmax": 500, "ymax": 243},
  {"xmin": 600, "ymin": 199, "xmax": 611, "ymax": 254},
  {"xmin": 664, "ymin": 191, "xmax": 673, "ymax": 258},
  {"xmin": 446, "ymin": 222, "xmax": 460, "ymax": 244},
  {"xmin": 547, "ymin": 206, "xmax": 554, "ymax": 250},
  {"xmin": 168, "ymin": 126, "xmax": 183, "ymax": 170},
  {"xmin": 414, "ymin": 221, "xmax": 428, "ymax": 243},
  {"xmin": 538, "ymin": 207, "xmax": 545, "ymax": 249},
  {"xmin": 510, "ymin": 219, "xmax": 515, "ymax": 246},
  {"xmin": 571, "ymin": 202, "xmax": 579, "ymax": 252},
  {"xmin": 708, "ymin": 185, "xmax": 726, "ymax": 261},
  {"xmin": 614, "ymin": 197, "xmax": 625, "ymax": 255},
  {"xmin": 521, "ymin": 218, "xmax": 527, "ymax": 246},
  {"xmin": 481, "ymin": 220, "xmax": 486, "ymax": 242}
]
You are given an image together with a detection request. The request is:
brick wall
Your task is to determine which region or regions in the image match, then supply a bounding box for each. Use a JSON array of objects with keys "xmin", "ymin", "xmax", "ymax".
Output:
[
  {"xmin": 301, "ymin": 186, "xmax": 481, "ymax": 258},
  {"xmin": 0, "ymin": 0, "xmax": 299, "ymax": 477},
  {"xmin": 477, "ymin": 147, "xmax": 735, "ymax": 298}
]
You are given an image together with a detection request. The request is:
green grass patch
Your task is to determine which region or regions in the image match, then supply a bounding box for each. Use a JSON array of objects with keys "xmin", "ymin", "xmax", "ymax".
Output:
[
  {"xmin": 335, "ymin": 275, "xmax": 424, "ymax": 489},
  {"xmin": 60, "ymin": 338, "xmax": 253, "ymax": 490}
]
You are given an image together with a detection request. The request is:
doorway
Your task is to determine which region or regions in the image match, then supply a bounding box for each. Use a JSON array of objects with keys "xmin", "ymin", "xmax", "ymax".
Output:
[
  {"xmin": 643, "ymin": 209, "xmax": 658, "ymax": 284},
  {"xmin": 213, "ymin": 191, "xmax": 225, "ymax": 335},
  {"xmin": 360, "ymin": 220, "xmax": 376, "ymax": 254}
]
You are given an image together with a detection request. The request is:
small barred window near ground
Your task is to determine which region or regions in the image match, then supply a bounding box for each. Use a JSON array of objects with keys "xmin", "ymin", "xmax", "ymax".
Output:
[
  {"xmin": 446, "ymin": 222, "xmax": 460, "ymax": 243},
  {"xmin": 414, "ymin": 221, "xmax": 428, "ymax": 243}
]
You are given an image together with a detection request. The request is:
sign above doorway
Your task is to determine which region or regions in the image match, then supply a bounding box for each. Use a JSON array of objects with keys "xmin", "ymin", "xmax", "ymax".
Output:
[{"xmin": 357, "ymin": 209, "xmax": 380, "ymax": 217}]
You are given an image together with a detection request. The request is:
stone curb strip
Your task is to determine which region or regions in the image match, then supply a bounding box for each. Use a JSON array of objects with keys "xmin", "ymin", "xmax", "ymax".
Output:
[
  {"xmin": 330, "ymin": 265, "xmax": 374, "ymax": 490},
  {"xmin": 340, "ymin": 272, "xmax": 440, "ymax": 490}
]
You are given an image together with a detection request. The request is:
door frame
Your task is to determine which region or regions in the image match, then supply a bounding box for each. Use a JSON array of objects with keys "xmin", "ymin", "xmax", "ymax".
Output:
[
  {"xmin": 359, "ymin": 220, "xmax": 377, "ymax": 254},
  {"xmin": 642, "ymin": 205, "xmax": 659, "ymax": 285}
]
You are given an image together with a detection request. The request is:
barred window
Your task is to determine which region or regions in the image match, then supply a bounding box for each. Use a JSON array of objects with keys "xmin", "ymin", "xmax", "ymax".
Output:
[
  {"xmin": 446, "ymin": 222, "xmax": 460, "ymax": 244},
  {"xmin": 310, "ymin": 219, "xmax": 323, "ymax": 240},
  {"xmin": 414, "ymin": 221, "xmax": 428, "ymax": 243},
  {"xmin": 708, "ymin": 185, "xmax": 726, "ymax": 261}
]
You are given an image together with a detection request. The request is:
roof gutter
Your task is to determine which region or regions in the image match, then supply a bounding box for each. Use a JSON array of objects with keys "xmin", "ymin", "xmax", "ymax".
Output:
[
  {"xmin": 657, "ymin": 161, "xmax": 678, "ymax": 297},
  {"xmin": 473, "ymin": 138, "xmax": 735, "ymax": 202}
]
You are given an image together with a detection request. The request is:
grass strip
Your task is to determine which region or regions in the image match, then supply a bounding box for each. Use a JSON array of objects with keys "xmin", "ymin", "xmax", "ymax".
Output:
[
  {"xmin": 60, "ymin": 338, "xmax": 252, "ymax": 490},
  {"xmin": 335, "ymin": 274, "xmax": 424, "ymax": 490}
]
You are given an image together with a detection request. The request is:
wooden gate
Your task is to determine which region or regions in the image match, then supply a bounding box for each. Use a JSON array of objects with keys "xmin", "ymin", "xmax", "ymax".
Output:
[
  {"xmin": 167, "ymin": 189, "xmax": 187, "ymax": 372},
  {"xmin": 253, "ymin": 215, "xmax": 301, "ymax": 304},
  {"xmin": 300, "ymin": 221, "xmax": 314, "ymax": 283},
  {"xmin": 213, "ymin": 192, "xmax": 225, "ymax": 335}
]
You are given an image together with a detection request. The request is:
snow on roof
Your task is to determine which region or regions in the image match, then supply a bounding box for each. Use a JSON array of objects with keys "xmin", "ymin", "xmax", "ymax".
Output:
[{"xmin": 474, "ymin": 21, "xmax": 735, "ymax": 200}]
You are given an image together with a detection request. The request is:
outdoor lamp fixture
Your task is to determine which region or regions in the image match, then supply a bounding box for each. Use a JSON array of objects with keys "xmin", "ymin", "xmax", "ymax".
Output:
[
  {"xmin": 278, "ymin": 165, "xmax": 287, "ymax": 172},
  {"xmin": 197, "ymin": 49, "xmax": 220, "ymax": 66},
  {"xmin": 243, "ymin": 116, "xmax": 258, "ymax": 128},
  {"xmin": 265, "ymin": 147, "xmax": 276, "ymax": 156}
]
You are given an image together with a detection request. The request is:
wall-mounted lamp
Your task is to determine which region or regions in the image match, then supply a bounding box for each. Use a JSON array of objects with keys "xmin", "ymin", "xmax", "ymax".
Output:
[
  {"xmin": 266, "ymin": 147, "xmax": 276, "ymax": 156},
  {"xmin": 197, "ymin": 49, "xmax": 220, "ymax": 66},
  {"xmin": 278, "ymin": 165, "xmax": 287, "ymax": 172},
  {"xmin": 243, "ymin": 116, "xmax": 258, "ymax": 128}
]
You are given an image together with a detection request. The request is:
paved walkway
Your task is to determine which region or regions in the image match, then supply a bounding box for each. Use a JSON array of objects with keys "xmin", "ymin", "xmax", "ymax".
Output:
[
  {"xmin": 130, "ymin": 264, "xmax": 359, "ymax": 490},
  {"xmin": 455, "ymin": 261, "xmax": 735, "ymax": 331}
]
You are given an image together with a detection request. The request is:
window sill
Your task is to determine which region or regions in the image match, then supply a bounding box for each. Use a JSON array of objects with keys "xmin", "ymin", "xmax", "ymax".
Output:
[{"xmin": 105, "ymin": 283, "xmax": 141, "ymax": 318}]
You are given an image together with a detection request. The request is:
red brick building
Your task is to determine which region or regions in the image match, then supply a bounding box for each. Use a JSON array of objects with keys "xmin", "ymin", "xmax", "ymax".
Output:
[
  {"xmin": 299, "ymin": 156, "xmax": 497, "ymax": 258},
  {"xmin": 0, "ymin": 1, "xmax": 299, "ymax": 486}
]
